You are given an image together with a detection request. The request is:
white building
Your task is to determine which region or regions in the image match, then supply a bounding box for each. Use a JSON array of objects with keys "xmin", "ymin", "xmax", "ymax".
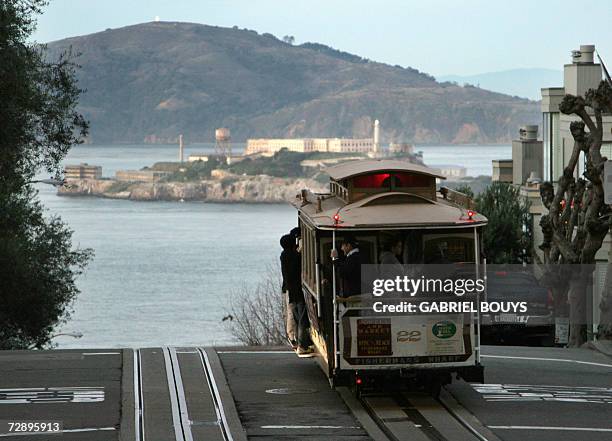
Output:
[
  {"xmin": 541, "ymin": 45, "xmax": 612, "ymax": 183},
  {"xmin": 245, "ymin": 137, "xmax": 376, "ymax": 155},
  {"xmin": 245, "ymin": 119, "xmax": 384, "ymax": 155},
  {"xmin": 431, "ymin": 165, "xmax": 467, "ymax": 179}
]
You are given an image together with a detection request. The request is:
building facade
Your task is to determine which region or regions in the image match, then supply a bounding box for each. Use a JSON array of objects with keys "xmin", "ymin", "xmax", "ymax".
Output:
[
  {"xmin": 541, "ymin": 45, "xmax": 612, "ymax": 183},
  {"xmin": 245, "ymin": 137, "xmax": 376, "ymax": 155},
  {"xmin": 115, "ymin": 170, "xmax": 170, "ymax": 182},
  {"xmin": 492, "ymin": 159, "xmax": 513, "ymax": 183},
  {"xmin": 64, "ymin": 163, "xmax": 102, "ymax": 180}
]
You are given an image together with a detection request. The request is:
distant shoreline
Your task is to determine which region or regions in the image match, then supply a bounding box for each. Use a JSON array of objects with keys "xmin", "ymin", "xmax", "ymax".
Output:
[
  {"xmin": 58, "ymin": 175, "xmax": 326, "ymax": 204},
  {"xmin": 77, "ymin": 142, "xmax": 512, "ymax": 147}
]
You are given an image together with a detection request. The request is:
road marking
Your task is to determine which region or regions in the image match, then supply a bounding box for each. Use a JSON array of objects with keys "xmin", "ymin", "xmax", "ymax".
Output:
[
  {"xmin": 82, "ymin": 352, "xmax": 121, "ymax": 356},
  {"xmin": 489, "ymin": 425, "xmax": 612, "ymax": 432},
  {"xmin": 261, "ymin": 425, "xmax": 361, "ymax": 429},
  {"xmin": 0, "ymin": 387, "xmax": 105, "ymax": 404},
  {"xmin": 472, "ymin": 384, "xmax": 612, "ymax": 404},
  {"xmin": 216, "ymin": 351, "xmax": 293, "ymax": 354},
  {"xmin": 481, "ymin": 354, "xmax": 612, "ymax": 369},
  {"xmin": 0, "ymin": 427, "xmax": 116, "ymax": 437}
]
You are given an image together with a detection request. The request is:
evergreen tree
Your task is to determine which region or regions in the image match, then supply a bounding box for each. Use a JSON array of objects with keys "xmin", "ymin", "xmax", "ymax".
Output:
[
  {"xmin": 476, "ymin": 182, "xmax": 532, "ymax": 264},
  {"xmin": 0, "ymin": 0, "xmax": 92, "ymax": 349}
]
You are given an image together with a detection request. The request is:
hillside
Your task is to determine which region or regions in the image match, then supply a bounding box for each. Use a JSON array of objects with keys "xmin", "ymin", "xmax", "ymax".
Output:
[
  {"xmin": 47, "ymin": 22, "xmax": 541, "ymax": 145},
  {"xmin": 438, "ymin": 68, "xmax": 563, "ymax": 100}
]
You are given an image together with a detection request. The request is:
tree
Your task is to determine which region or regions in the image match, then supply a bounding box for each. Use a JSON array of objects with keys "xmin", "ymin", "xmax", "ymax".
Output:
[
  {"xmin": 453, "ymin": 183, "xmax": 474, "ymax": 200},
  {"xmin": 476, "ymin": 182, "xmax": 532, "ymax": 264},
  {"xmin": 282, "ymin": 35, "xmax": 295, "ymax": 45},
  {"xmin": 538, "ymin": 80, "xmax": 612, "ymax": 346},
  {"xmin": 0, "ymin": 0, "xmax": 92, "ymax": 349},
  {"xmin": 226, "ymin": 265, "xmax": 287, "ymax": 346}
]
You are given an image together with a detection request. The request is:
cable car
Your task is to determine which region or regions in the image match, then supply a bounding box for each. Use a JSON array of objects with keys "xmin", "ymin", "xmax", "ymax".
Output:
[{"xmin": 291, "ymin": 159, "xmax": 487, "ymax": 391}]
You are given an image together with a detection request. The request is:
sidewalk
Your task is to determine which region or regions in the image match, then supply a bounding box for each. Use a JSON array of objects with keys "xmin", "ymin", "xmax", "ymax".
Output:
[{"xmin": 588, "ymin": 339, "xmax": 612, "ymax": 358}]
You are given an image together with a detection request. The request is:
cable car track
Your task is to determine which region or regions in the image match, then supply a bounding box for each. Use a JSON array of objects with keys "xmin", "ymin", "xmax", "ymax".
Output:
[
  {"xmin": 134, "ymin": 349, "xmax": 145, "ymax": 441},
  {"xmin": 134, "ymin": 347, "xmax": 233, "ymax": 441},
  {"xmin": 164, "ymin": 347, "xmax": 195, "ymax": 441},
  {"xmin": 354, "ymin": 389, "xmax": 494, "ymax": 441},
  {"xmin": 196, "ymin": 347, "xmax": 233, "ymax": 441}
]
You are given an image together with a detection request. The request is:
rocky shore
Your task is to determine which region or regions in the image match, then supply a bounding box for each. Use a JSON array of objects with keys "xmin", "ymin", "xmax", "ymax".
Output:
[{"xmin": 58, "ymin": 173, "xmax": 326, "ymax": 203}]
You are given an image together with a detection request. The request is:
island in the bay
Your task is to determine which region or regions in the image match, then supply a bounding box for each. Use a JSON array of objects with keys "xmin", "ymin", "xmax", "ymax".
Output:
[{"xmin": 59, "ymin": 133, "xmax": 490, "ymax": 203}]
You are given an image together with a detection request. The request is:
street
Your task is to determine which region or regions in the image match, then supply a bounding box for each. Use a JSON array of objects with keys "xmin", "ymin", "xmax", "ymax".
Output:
[
  {"xmin": 448, "ymin": 345, "xmax": 612, "ymax": 441},
  {"xmin": 0, "ymin": 345, "xmax": 610, "ymax": 440}
]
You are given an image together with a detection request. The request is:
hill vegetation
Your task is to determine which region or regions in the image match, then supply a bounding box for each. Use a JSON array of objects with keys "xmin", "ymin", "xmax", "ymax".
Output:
[
  {"xmin": 47, "ymin": 22, "xmax": 540, "ymax": 145},
  {"xmin": 438, "ymin": 68, "xmax": 563, "ymax": 100}
]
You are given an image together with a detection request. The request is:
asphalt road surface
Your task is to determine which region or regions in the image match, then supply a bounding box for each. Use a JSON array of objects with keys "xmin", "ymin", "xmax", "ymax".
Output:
[
  {"xmin": 0, "ymin": 345, "xmax": 610, "ymax": 441},
  {"xmin": 0, "ymin": 349, "xmax": 122, "ymax": 440},
  {"xmin": 448, "ymin": 345, "xmax": 612, "ymax": 441}
]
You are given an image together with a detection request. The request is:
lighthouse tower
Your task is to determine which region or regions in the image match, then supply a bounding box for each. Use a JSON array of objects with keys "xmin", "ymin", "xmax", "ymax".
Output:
[
  {"xmin": 178, "ymin": 134, "xmax": 184, "ymax": 163},
  {"xmin": 373, "ymin": 119, "xmax": 381, "ymax": 153}
]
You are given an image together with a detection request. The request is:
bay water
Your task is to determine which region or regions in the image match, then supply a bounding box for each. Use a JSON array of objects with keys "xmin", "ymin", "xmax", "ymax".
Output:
[{"xmin": 37, "ymin": 144, "xmax": 510, "ymax": 348}]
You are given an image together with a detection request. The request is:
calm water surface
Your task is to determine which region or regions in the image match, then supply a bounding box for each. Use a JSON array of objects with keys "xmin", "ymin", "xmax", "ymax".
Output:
[{"xmin": 40, "ymin": 144, "xmax": 509, "ymax": 348}]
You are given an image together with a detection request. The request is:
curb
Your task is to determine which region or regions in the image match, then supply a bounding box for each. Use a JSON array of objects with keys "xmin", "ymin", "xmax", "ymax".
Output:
[{"xmin": 586, "ymin": 339, "xmax": 612, "ymax": 358}]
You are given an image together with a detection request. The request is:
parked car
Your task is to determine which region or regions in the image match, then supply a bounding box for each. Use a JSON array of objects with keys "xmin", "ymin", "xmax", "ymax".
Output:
[{"xmin": 480, "ymin": 270, "xmax": 555, "ymax": 346}]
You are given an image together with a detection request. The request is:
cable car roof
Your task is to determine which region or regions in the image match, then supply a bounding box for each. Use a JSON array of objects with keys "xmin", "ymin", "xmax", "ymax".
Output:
[
  {"xmin": 325, "ymin": 159, "xmax": 446, "ymax": 181},
  {"xmin": 294, "ymin": 191, "xmax": 487, "ymax": 229}
]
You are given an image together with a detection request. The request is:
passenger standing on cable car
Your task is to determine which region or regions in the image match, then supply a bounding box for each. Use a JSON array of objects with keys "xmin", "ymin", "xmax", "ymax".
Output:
[
  {"xmin": 280, "ymin": 234, "xmax": 313, "ymax": 357},
  {"xmin": 331, "ymin": 235, "xmax": 362, "ymax": 296},
  {"xmin": 281, "ymin": 228, "xmax": 301, "ymax": 348}
]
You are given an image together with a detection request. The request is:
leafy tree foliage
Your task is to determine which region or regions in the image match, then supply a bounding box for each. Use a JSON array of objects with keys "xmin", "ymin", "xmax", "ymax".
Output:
[
  {"xmin": 226, "ymin": 149, "xmax": 310, "ymax": 177},
  {"xmin": 453, "ymin": 184, "xmax": 474, "ymax": 199},
  {"xmin": 0, "ymin": 0, "xmax": 91, "ymax": 349},
  {"xmin": 476, "ymin": 182, "xmax": 532, "ymax": 264}
]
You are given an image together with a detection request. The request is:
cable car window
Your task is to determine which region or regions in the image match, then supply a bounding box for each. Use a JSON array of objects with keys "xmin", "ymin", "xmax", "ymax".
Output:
[
  {"xmin": 308, "ymin": 228, "xmax": 316, "ymax": 286},
  {"xmin": 423, "ymin": 236, "xmax": 474, "ymax": 263},
  {"xmin": 355, "ymin": 236, "xmax": 375, "ymax": 265},
  {"xmin": 352, "ymin": 172, "xmax": 431, "ymax": 189}
]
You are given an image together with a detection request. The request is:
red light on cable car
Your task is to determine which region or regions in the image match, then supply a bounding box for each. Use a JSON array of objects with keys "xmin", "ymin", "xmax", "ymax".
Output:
[
  {"xmin": 467, "ymin": 210, "xmax": 475, "ymax": 220},
  {"xmin": 356, "ymin": 377, "xmax": 362, "ymax": 385},
  {"xmin": 333, "ymin": 213, "xmax": 341, "ymax": 224}
]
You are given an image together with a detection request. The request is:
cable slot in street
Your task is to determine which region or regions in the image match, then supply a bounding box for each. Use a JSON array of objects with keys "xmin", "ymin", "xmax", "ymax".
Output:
[
  {"xmin": 196, "ymin": 347, "xmax": 232, "ymax": 441},
  {"xmin": 163, "ymin": 347, "xmax": 194, "ymax": 441}
]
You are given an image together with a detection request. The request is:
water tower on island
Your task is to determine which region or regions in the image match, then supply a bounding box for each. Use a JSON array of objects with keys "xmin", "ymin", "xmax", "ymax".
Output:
[{"xmin": 215, "ymin": 128, "xmax": 232, "ymax": 164}]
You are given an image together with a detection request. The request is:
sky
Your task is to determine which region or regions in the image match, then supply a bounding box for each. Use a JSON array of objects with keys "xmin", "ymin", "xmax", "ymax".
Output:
[{"xmin": 33, "ymin": 0, "xmax": 612, "ymax": 77}]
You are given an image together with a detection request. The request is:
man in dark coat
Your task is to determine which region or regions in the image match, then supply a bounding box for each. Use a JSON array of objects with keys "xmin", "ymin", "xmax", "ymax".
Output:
[
  {"xmin": 280, "ymin": 234, "xmax": 313, "ymax": 356},
  {"xmin": 331, "ymin": 235, "xmax": 362, "ymax": 296}
]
